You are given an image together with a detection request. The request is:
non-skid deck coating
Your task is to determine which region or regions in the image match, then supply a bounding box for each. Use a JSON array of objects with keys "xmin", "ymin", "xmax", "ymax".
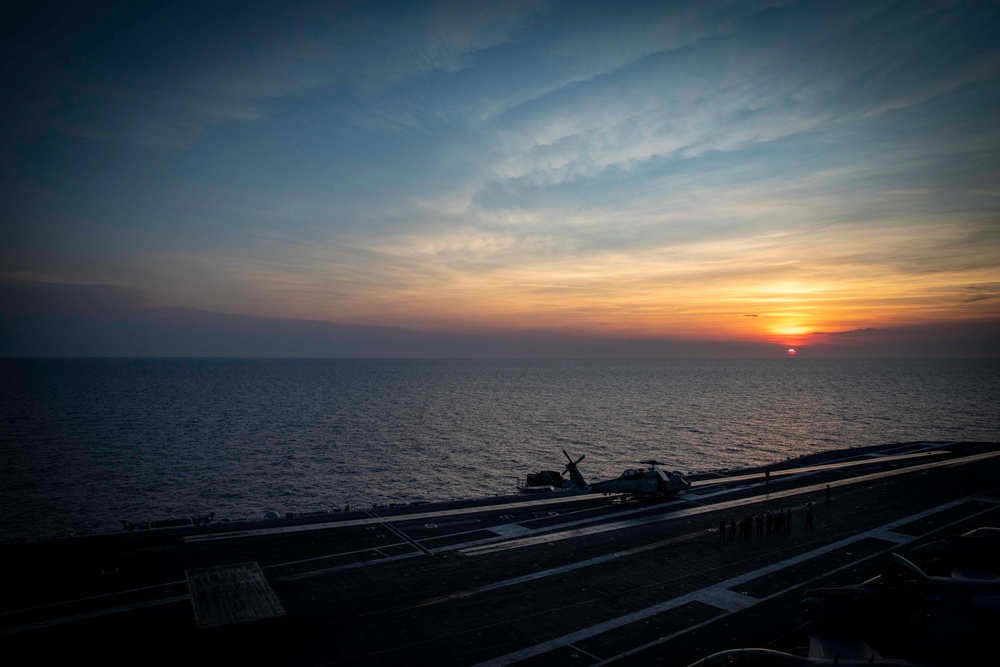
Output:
[{"xmin": 2, "ymin": 441, "xmax": 998, "ymax": 666}]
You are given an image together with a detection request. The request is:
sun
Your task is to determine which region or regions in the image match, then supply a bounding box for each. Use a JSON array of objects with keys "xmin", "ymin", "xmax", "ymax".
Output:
[{"xmin": 787, "ymin": 348, "xmax": 797, "ymax": 355}]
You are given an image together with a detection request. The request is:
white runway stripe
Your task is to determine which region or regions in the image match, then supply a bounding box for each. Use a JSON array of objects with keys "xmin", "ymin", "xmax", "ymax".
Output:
[{"xmin": 472, "ymin": 493, "xmax": 1000, "ymax": 667}]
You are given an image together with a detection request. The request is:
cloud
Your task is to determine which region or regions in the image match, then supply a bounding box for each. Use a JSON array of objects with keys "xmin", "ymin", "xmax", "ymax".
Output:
[
  {"xmin": 0, "ymin": 279, "xmax": 786, "ymax": 358},
  {"xmin": 5, "ymin": 280, "xmax": 998, "ymax": 358},
  {"xmin": 441, "ymin": 0, "xmax": 1000, "ymax": 210},
  {"xmin": 865, "ymin": 46, "xmax": 1000, "ymax": 118},
  {"xmin": 3, "ymin": 1, "xmax": 998, "ymax": 352},
  {"xmin": 15, "ymin": 1, "xmax": 544, "ymax": 148},
  {"xmin": 804, "ymin": 320, "xmax": 1000, "ymax": 358},
  {"xmin": 0, "ymin": 278, "xmax": 148, "ymax": 317},
  {"xmin": 812, "ymin": 328, "xmax": 888, "ymax": 337}
]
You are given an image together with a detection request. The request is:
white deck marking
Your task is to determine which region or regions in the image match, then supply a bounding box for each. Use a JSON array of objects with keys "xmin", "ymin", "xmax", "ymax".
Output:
[
  {"xmin": 413, "ymin": 531, "xmax": 708, "ymax": 609},
  {"xmin": 265, "ymin": 541, "xmax": 408, "ymax": 568},
  {"xmin": 472, "ymin": 493, "xmax": 1000, "ymax": 667},
  {"xmin": 458, "ymin": 449, "xmax": 1000, "ymax": 556},
  {"xmin": 183, "ymin": 446, "xmax": 953, "ymax": 544},
  {"xmin": 567, "ymin": 643, "xmax": 602, "ymax": 662},
  {"xmin": 489, "ymin": 524, "xmax": 533, "ymax": 538},
  {"xmin": 365, "ymin": 510, "xmax": 435, "ymax": 557},
  {"xmin": 1, "ymin": 580, "xmax": 186, "ymax": 617},
  {"xmin": 593, "ymin": 499, "xmax": 1000, "ymax": 666},
  {"xmin": 277, "ymin": 552, "xmax": 423, "ymax": 581},
  {"xmin": 183, "ymin": 493, "xmax": 606, "ymax": 543},
  {"xmin": 698, "ymin": 589, "xmax": 758, "ymax": 612},
  {"xmin": 690, "ymin": 447, "xmax": 947, "ymax": 488},
  {"xmin": 14, "ymin": 480, "xmax": 987, "ymax": 637},
  {"xmin": 865, "ymin": 527, "xmax": 909, "ymax": 544},
  {"xmin": 864, "ymin": 442, "xmax": 950, "ymax": 458},
  {"xmin": 412, "ymin": 552, "xmax": 629, "ymax": 607},
  {"xmin": 405, "ymin": 519, "xmax": 482, "ymax": 529},
  {"xmin": 5, "ymin": 448, "xmax": 994, "ymax": 638},
  {"xmin": 0, "ymin": 596, "xmax": 190, "ymax": 636}
]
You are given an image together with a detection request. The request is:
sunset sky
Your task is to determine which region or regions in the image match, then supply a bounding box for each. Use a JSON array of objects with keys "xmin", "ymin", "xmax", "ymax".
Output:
[{"xmin": 2, "ymin": 0, "xmax": 998, "ymax": 357}]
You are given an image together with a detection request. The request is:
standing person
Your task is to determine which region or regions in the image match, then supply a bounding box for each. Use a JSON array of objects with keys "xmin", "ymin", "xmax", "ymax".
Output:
[
  {"xmin": 719, "ymin": 518, "xmax": 727, "ymax": 541},
  {"xmin": 825, "ymin": 484, "xmax": 831, "ymax": 504},
  {"xmin": 728, "ymin": 518, "xmax": 737, "ymax": 540},
  {"xmin": 765, "ymin": 469, "xmax": 770, "ymax": 485},
  {"xmin": 756, "ymin": 513, "xmax": 764, "ymax": 537},
  {"xmin": 805, "ymin": 505, "xmax": 814, "ymax": 529}
]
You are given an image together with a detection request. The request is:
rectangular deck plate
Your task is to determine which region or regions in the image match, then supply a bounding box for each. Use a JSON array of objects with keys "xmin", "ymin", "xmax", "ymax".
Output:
[{"xmin": 186, "ymin": 562, "xmax": 286, "ymax": 629}]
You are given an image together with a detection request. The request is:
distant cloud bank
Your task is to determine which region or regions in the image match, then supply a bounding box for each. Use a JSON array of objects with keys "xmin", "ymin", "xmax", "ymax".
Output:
[{"xmin": 3, "ymin": 281, "xmax": 996, "ymax": 358}]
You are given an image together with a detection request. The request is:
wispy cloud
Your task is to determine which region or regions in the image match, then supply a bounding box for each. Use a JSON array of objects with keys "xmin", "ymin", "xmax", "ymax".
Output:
[
  {"xmin": 813, "ymin": 328, "xmax": 888, "ymax": 337},
  {"xmin": 50, "ymin": 1, "xmax": 544, "ymax": 148},
  {"xmin": 3, "ymin": 0, "xmax": 999, "ymax": 355}
]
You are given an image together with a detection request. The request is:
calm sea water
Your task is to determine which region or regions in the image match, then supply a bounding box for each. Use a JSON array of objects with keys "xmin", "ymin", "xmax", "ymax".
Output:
[{"xmin": 1, "ymin": 358, "xmax": 998, "ymax": 541}]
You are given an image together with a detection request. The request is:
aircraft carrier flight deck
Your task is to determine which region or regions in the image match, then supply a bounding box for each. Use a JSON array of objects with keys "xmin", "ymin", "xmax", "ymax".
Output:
[{"xmin": 3, "ymin": 441, "xmax": 999, "ymax": 665}]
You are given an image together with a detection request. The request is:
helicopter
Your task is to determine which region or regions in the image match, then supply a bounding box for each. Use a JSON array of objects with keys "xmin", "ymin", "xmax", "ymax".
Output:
[
  {"xmin": 583, "ymin": 457, "xmax": 691, "ymax": 500},
  {"xmin": 520, "ymin": 451, "xmax": 690, "ymax": 500},
  {"xmin": 519, "ymin": 450, "xmax": 589, "ymax": 494}
]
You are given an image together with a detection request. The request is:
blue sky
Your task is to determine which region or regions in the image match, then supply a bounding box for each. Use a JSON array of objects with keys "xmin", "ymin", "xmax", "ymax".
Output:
[{"xmin": 2, "ymin": 0, "xmax": 998, "ymax": 356}]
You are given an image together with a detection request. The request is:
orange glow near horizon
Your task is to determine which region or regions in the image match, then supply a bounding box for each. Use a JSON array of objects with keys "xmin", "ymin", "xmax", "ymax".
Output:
[
  {"xmin": 146, "ymin": 218, "xmax": 1000, "ymax": 352},
  {"xmin": 6, "ymin": 2, "xmax": 1000, "ymax": 360}
]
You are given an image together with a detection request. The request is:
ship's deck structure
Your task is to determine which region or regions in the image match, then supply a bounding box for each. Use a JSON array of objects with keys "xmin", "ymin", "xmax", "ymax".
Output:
[{"xmin": 3, "ymin": 441, "xmax": 999, "ymax": 665}]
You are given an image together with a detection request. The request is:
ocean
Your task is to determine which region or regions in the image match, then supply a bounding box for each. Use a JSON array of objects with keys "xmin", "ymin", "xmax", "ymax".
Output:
[{"xmin": 1, "ymin": 358, "xmax": 998, "ymax": 542}]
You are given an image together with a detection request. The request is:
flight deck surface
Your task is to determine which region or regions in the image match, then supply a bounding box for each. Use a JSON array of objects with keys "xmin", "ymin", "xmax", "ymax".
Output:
[{"xmin": 2, "ymin": 441, "xmax": 998, "ymax": 665}]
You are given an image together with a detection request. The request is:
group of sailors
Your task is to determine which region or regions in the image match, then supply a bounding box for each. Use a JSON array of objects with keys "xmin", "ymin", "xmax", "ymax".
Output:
[
  {"xmin": 716, "ymin": 484, "xmax": 830, "ymax": 540},
  {"xmin": 719, "ymin": 508, "xmax": 796, "ymax": 541}
]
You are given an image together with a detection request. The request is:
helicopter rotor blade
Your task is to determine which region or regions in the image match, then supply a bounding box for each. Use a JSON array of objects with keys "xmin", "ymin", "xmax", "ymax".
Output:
[{"xmin": 561, "ymin": 450, "xmax": 588, "ymax": 488}]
